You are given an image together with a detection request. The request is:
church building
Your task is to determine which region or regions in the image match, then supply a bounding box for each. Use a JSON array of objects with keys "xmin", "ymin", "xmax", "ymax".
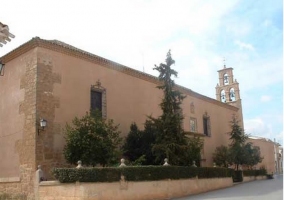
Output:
[{"xmin": 0, "ymin": 37, "xmax": 260, "ymax": 199}]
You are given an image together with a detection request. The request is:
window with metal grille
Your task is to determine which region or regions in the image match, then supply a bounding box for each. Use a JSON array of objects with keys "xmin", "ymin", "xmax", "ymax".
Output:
[
  {"xmin": 190, "ymin": 118, "xmax": 197, "ymax": 132},
  {"xmin": 91, "ymin": 90, "xmax": 102, "ymax": 114}
]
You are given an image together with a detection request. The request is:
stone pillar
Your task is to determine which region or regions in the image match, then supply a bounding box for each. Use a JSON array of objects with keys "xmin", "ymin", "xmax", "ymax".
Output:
[
  {"xmin": 35, "ymin": 165, "xmax": 45, "ymax": 183},
  {"xmin": 34, "ymin": 165, "xmax": 45, "ymax": 200}
]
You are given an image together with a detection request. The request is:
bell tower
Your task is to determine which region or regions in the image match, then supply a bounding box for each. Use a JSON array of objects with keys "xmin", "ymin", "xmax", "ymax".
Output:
[{"xmin": 215, "ymin": 62, "xmax": 244, "ymax": 127}]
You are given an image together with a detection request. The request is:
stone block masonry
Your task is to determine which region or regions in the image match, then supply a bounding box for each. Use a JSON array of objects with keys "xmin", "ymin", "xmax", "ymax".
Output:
[
  {"xmin": 0, "ymin": 53, "xmax": 37, "ymax": 200},
  {"xmin": 1, "ymin": 49, "xmax": 65, "ymax": 199},
  {"xmin": 35, "ymin": 53, "xmax": 62, "ymax": 181}
]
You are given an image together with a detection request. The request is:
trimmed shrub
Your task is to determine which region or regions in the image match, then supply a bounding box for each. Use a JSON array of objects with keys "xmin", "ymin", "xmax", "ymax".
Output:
[
  {"xmin": 78, "ymin": 167, "xmax": 122, "ymax": 182},
  {"xmin": 197, "ymin": 167, "xmax": 233, "ymax": 179},
  {"xmin": 120, "ymin": 166, "xmax": 198, "ymax": 181},
  {"xmin": 243, "ymin": 170, "xmax": 255, "ymax": 177},
  {"xmin": 232, "ymin": 170, "xmax": 243, "ymax": 182},
  {"xmin": 52, "ymin": 168, "xmax": 78, "ymax": 183},
  {"xmin": 52, "ymin": 166, "xmax": 234, "ymax": 183},
  {"xmin": 257, "ymin": 168, "xmax": 267, "ymax": 176},
  {"xmin": 243, "ymin": 169, "xmax": 267, "ymax": 177}
]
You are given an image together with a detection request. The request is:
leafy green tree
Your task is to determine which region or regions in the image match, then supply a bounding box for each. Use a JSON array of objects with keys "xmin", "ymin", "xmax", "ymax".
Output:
[
  {"xmin": 228, "ymin": 115, "xmax": 249, "ymax": 170},
  {"xmin": 212, "ymin": 117, "xmax": 263, "ymax": 170},
  {"xmin": 185, "ymin": 136, "xmax": 204, "ymax": 167},
  {"xmin": 243, "ymin": 142, "xmax": 263, "ymax": 169},
  {"xmin": 150, "ymin": 50, "xmax": 188, "ymax": 165},
  {"xmin": 211, "ymin": 116, "xmax": 263, "ymax": 170},
  {"xmin": 130, "ymin": 155, "xmax": 146, "ymax": 166},
  {"xmin": 212, "ymin": 145, "xmax": 231, "ymax": 167},
  {"xmin": 140, "ymin": 120, "xmax": 157, "ymax": 165},
  {"xmin": 63, "ymin": 111, "xmax": 122, "ymax": 167},
  {"xmin": 122, "ymin": 123, "xmax": 143, "ymax": 162},
  {"xmin": 122, "ymin": 120, "xmax": 157, "ymax": 165}
]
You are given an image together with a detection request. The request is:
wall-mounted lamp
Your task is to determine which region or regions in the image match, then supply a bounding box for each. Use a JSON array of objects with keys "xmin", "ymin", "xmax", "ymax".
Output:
[
  {"xmin": 0, "ymin": 61, "xmax": 4, "ymax": 76},
  {"xmin": 38, "ymin": 119, "xmax": 47, "ymax": 135}
]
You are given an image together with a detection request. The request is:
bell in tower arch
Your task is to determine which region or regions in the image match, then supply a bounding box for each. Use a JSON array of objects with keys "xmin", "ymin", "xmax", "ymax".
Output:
[
  {"xmin": 229, "ymin": 88, "xmax": 236, "ymax": 101},
  {"xmin": 220, "ymin": 90, "xmax": 226, "ymax": 102},
  {"xmin": 223, "ymin": 73, "xmax": 229, "ymax": 85}
]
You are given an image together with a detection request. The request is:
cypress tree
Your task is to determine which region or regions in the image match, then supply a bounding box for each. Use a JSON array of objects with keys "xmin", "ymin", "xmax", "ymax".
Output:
[{"xmin": 151, "ymin": 50, "xmax": 188, "ymax": 165}]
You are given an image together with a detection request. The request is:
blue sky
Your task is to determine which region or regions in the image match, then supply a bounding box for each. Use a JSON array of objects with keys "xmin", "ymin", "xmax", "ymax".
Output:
[{"xmin": 1, "ymin": 0, "xmax": 283, "ymax": 144}]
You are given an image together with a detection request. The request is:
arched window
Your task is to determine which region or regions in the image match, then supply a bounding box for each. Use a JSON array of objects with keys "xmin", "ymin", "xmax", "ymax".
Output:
[
  {"xmin": 220, "ymin": 90, "xmax": 226, "ymax": 102},
  {"xmin": 223, "ymin": 73, "xmax": 229, "ymax": 85},
  {"xmin": 229, "ymin": 88, "xmax": 235, "ymax": 101}
]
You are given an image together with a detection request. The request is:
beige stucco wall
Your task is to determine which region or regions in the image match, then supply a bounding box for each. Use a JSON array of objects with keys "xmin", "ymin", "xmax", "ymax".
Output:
[
  {"xmin": 34, "ymin": 47, "xmax": 240, "ymax": 173},
  {"xmin": 48, "ymin": 48, "xmax": 163, "ymax": 136},
  {"xmin": 182, "ymin": 95, "xmax": 237, "ymax": 165},
  {"xmin": 0, "ymin": 48, "xmax": 38, "ymax": 199},
  {"xmin": 0, "ymin": 56, "xmax": 25, "ymax": 198},
  {"xmin": 37, "ymin": 177, "xmax": 233, "ymax": 200},
  {"xmin": 248, "ymin": 138, "xmax": 277, "ymax": 174},
  {"xmin": 0, "ymin": 53, "xmax": 25, "ymax": 178},
  {"xmin": 34, "ymin": 48, "xmax": 165, "ymax": 177}
]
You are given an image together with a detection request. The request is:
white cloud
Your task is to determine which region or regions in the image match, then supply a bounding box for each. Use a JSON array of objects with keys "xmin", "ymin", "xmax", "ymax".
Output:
[
  {"xmin": 260, "ymin": 95, "xmax": 272, "ymax": 102},
  {"xmin": 234, "ymin": 40, "xmax": 255, "ymax": 51},
  {"xmin": 232, "ymin": 56, "xmax": 282, "ymax": 92},
  {"xmin": 245, "ymin": 117, "xmax": 283, "ymax": 145},
  {"xmin": 244, "ymin": 118, "xmax": 272, "ymax": 138}
]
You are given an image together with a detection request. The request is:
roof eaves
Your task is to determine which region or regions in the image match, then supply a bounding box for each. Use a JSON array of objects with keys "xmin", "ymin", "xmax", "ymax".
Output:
[
  {"xmin": 0, "ymin": 37, "xmax": 40, "ymax": 62},
  {"xmin": 1, "ymin": 37, "xmax": 239, "ymax": 111}
]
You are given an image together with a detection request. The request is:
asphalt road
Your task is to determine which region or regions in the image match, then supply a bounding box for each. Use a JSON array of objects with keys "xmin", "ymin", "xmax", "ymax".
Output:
[{"xmin": 173, "ymin": 174, "xmax": 283, "ymax": 200}]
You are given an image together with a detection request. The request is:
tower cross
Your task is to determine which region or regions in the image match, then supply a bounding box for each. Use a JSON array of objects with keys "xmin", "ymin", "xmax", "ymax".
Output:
[{"xmin": 223, "ymin": 57, "xmax": 226, "ymax": 68}]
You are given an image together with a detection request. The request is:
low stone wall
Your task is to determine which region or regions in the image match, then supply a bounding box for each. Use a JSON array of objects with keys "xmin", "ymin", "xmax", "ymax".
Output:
[
  {"xmin": 37, "ymin": 177, "xmax": 233, "ymax": 200},
  {"xmin": 243, "ymin": 176, "xmax": 267, "ymax": 182}
]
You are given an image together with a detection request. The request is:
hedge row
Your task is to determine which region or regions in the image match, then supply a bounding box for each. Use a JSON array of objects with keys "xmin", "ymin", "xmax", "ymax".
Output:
[
  {"xmin": 52, "ymin": 166, "xmax": 234, "ymax": 183},
  {"xmin": 243, "ymin": 169, "xmax": 267, "ymax": 177},
  {"xmin": 232, "ymin": 169, "xmax": 268, "ymax": 182}
]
